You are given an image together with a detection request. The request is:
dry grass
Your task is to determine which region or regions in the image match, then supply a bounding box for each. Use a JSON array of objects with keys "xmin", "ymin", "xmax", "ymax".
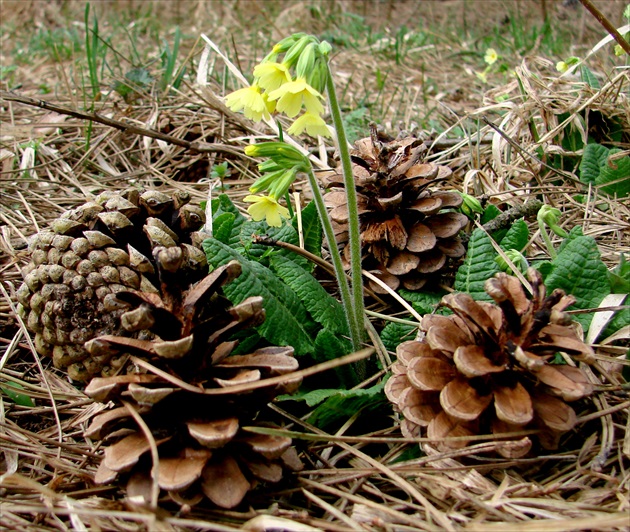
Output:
[{"xmin": 1, "ymin": 1, "xmax": 629, "ymax": 530}]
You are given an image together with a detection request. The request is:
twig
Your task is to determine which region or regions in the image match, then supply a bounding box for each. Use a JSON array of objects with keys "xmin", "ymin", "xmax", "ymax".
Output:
[
  {"xmin": 578, "ymin": 0, "xmax": 630, "ymax": 55},
  {"xmin": 0, "ymin": 90, "xmax": 243, "ymax": 157},
  {"xmin": 460, "ymin": 200, "xmax": 543, "ymax": 244}
]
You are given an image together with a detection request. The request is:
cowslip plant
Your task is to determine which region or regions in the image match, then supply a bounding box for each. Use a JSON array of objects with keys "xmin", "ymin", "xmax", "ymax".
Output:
[
  {"xmin": 223, "ymin": 34, "xmax": 366, "ymax": 354},
  {"xmin": 537, "ymin": 205, "xmax": 568, "ymax": 260}
]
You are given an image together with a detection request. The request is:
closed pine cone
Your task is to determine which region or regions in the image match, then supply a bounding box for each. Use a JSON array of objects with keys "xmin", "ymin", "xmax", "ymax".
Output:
[
  {"xmin": 16, "ymin": 188, "xmax": 207, "ymax": 381},
  {"xmin": 385, "ymin": 268, "xmax": 595, "ymax": 458}
]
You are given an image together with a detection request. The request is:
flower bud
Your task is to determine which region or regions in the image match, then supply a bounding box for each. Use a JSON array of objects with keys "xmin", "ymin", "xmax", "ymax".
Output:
[
  {"xmin": 495, "ymin": 249, "xmax": 529, "ymax": 275},
  {"xmin": 459, "ymin": 192, "xmax": 483, "ymax": 218},
  {"xmin": 295, "ymin": 43, "xmax": 317, "ymax": 80},
  {"xmin": 283, "ymin": 35, "xmax": 315, "ymax": 69},
  {"xmin": 537, "ymin": 205, "xmax": 568, "ymax": 237}
]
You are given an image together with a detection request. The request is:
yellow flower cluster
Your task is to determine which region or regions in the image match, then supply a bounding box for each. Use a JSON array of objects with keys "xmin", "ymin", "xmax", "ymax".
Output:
[{"xmin": 224, "ymin": 34, "xmax": 332, "ymax": 138}]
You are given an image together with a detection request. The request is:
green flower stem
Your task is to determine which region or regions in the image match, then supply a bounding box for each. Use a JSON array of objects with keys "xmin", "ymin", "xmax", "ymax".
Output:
[
  {"xmin": 325, "ymin": 64, "xmax": 366, "ymax": 345},
  {"xmin": 304, "ymin": 167, "xmax": 362, "ymax": 352},
  {"xmin": 539, "ymin": 223, "xmax": 557, "ymax": 260}
]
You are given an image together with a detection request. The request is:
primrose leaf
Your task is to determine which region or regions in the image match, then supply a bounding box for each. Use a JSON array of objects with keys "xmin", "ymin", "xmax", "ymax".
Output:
[
  {"xmin": 240, "ymin": 220, "xmax": 308, "ymax": 269},
  {"xmin": 293, "ymin": 201, "xmax": 323, "ymax": 263},
  {"xmin": 499, "ymin": 219, "xmax": 529, "ymax": 251},
  {"xmin": 307, "ymin": 383, "xmax": 386, "ymax": 429},
  {"xmin": 1, "ymin": 382, "xmax": 35, "ymax": 407},
  {"xmin": 580, "ymin": 143, "xmax": 610, "ymax": 185},
  {"xmin": 545, "ymin": 235, "xmax": 611, "ymax": 332},
  {"xmin": 211, "ymin": 194, "xmax": 246, "ymax": 247},
  {"xmin": 279, "ymin": 388, "xmax": 343, "ymax": 407},
  {"xmin": 270, "ymin": 255, "xmax": 348, "ymax": 335},
  {"xmin": 203, "ymin": 238, "xmax": 315, "ymax": 355},
  {"xmin": 313, "ymin": 329, "xmax": 357, "ymax": 387},
  {"xmin": 212, "ymin": 212, "xmax": 235, "ymax": 244},
  {"xmin": 454, "ymin": 228, "xmax": 500, "ymax": 301},
  {"xmin": 580, "ymin": 65, "xmax": 600, "ymax": 89},
  {"xmin": 380, "ymin": 321, "xmax": 418, "ymax": 352},
  {"xmin": 596, "ymin": 150, "xmax": 630, "ymax": 197},
  {"xmin": 481, "ymin": 204, "xmax": 501, "ymax": 224},
  {"xmin": 398, "ymin": 290, "xmax": 444, "ymax": 314}
]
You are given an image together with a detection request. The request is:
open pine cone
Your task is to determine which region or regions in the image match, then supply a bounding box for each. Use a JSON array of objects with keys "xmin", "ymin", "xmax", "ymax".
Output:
[
  {"xmin": 386, "ymin": 268, "xmax": 595, "ymax": 458},
  {"xmin": 323, "ymin": 125, "xmax": 468, "ymax": 293},
  {"xmin": 83, "ymin": 260, "xmax": 303, "ymax": 509},
  {"xmin": 16, "ymin": 188, "xmax": 207, "ymax": 381}
]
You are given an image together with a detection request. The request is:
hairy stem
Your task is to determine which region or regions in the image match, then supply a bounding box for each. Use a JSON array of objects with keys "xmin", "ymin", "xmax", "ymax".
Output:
[{"xmin": 325, "ymin": 64, "xmax": 366, "ymax": 349}]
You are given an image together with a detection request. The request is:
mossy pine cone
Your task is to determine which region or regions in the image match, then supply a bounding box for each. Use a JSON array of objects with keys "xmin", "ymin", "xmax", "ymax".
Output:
[
  {"xmin": 16, "ymin": 188, "xmax": 207, "ymax": 381},
  {"xmin": 323, "ymin": 126, "xmax": 468, "ymax": 293},
  {"xmin": 385, "ymin": 268, "xmax": 595, "ymax": 458},
  {"xmin": 83, "ymin": 260, "xmax": 303, "ymax": 510}
]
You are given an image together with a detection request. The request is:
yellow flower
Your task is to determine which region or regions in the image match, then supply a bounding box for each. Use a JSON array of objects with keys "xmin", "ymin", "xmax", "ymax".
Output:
[
  {"xmin": 484, "ymin": 48, "xmax": 498, "ymax": 65},
  {"xmin": 267, "ymin": 77, "xmax": 324, "ymax": 118},
  {"xmin": 556, "ymin": 61, "xmax": 568, "ymax": 73},
  {"xmin": 244, "ymin": 194, "xmax": 290, "ymax": 227},
  {"xmin": 288, "ymin": 112, "xmax": 331, "ymax": 137},
  {"xmin": 253, "ymin": 62, "xmax": 292, "ymax": 91},
  {"xmin": 224, "ymin": 85, "xmax": 269, "ymax": 121}
]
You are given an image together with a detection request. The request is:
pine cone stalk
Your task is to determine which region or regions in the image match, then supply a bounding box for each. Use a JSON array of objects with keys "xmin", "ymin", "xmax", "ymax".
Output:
[{"xmin": 386, "ymin": 268, "xmax": 594, "ymax": 457}]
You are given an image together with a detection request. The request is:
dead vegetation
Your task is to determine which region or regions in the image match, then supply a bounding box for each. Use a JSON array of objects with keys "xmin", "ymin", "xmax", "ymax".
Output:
[{"xmin": 0, "ymin": 1, "xmax": 628, "ymax": 530}]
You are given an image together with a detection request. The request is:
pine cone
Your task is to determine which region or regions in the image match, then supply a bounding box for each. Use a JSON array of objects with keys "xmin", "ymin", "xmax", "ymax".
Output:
[
  {"xmin": 16, "ymin": 189, "xmax": 207, "ymax": 381},
  {"xmin": 386, "ymin": 268, "xmax": 594, "ymax": 458},
  {"xmin": 83, "ymin": 260, "xmax": 303, "ymax": 509},
  {"xmin": 323, "ymin": 125, "xmax": 468, "ymax": 293}
]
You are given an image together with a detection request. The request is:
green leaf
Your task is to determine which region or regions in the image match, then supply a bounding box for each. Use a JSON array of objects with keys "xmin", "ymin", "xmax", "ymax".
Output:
[
  {"xmin": 531, "ymin": 260, "xmax": 554, "ymax": 279},
  {"xmin": 240, "ymin": 220, "xmax": 308, "ymax": 269},
  {"xmin": 609, "ymin": 255, "xmax": 630, "ymax": 294},
  {"xmin": 499, "ymin": 219, "xmax": 529, "ymax": 251},
  {"xmin": 557, "ymin": 226, "xmax": 583, "ymax": 255},
  {"xmin": 1, "ymin": 382, "xmax": 35, "ymax": 407},
  {"xmin": 293, "ymin": 201, "xmax": 323, "ymax": 263},
  {"xmin": 398, "ymin": 290, "xmax": 444, "ymax": 314},
  {"xmin": 212, "ymin": 212, "xmax": 235, "ymax": 244},
  {"xmin": 280, "ymin": 388, "xmax": 343, "ymax": 407},
  {"xmin": 545, "ymin": 236, "xmax": 611, "ymax": 332},
  {"xmin": 211, "ymin": 194, "xmax": 246, "ymax": 247},
  {"xmin": 271, "ymin": 255, "xmax": 348, "ymax": 335},
  {"xmin": 597, "ymin": 150, "xmax": 630, "ymax": 197},
  {"xmin": 580, "ymin": 65, "xmax": 600, "ymax": 89},
  {"xmin": 454, "ymin": 228, "xmax": 500, "ymax": 301},
  {"xmin": 481, "ymin": 204, "xmax": 501, "ymax": 224},
  {"xmin": 203, "ymin": 238, "xmax": 315, "ymax": 355},
  {"xmin": 380, "ymin": 321, "xmax": 417, "ymax": 352},
  {"xmin": 602, "ymin": 306, "xmax": 630, "ymax": 340},
  {"xmin": 313, "ymin": 329, "xmax": 357, "ymax": 387},
  {"xmin": 307, "ymin": 383, "xmax": 386, "ymax": 429},
  {"xmin": 580, "ymin": 143, "xmax": 610, "ymax": 185}
]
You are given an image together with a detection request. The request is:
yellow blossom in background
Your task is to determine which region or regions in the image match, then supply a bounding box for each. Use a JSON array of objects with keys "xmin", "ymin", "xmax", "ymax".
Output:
[
  {"xmin": 484, "ymin": 48, "xmax": 498, "ymax": 65},
  {"xmin": 244, "ymin": 194, "xmax": 290, "ymax": 227},
  {"xmin": 288, "ymin": 112, "xmax": 331, "ymax": 137},
  {"xmin": 253, "ymin": 62, "xmax": 292, "ymax": 91},
  {"xmin": 556, "ymin": 61, "xmax": 569, "ymax": 72},
  {"xmin": 225, "ymin": 85, "xmax": 269, "ymax": 121},
  {"xmin": 268, "ymin": 77, "xmax": 324, "ymax": 118}
]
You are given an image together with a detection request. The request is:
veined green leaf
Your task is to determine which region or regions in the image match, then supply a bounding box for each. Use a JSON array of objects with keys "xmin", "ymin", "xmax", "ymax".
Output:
[
  {"xmin": 597, "ymin": 150, "xmax": 630, "ymax": 197},
  {"xmin": 546, "ymin": 235, "xmax": 611, "ymax": 332},
  {"xmin": 212, "ymin": 212, "xmax": 235, "ymax": 244},
  {"xmin": 211, "ymin": 194, "xmax": 246, "ymax": 248},
  {"xmin": 270, "ymin": 255, "xmax": 348, "ymax": 335},
  {"xmin": 398, "ymin": 290, "xmax": 444, "ymax": 314},
  {"xmin": 203, "ymin": 238, "xmax": 315, "ymax": 355},
  {"xmin": 580, "ymin": 143, "xmax": 610, "ymax": 185},
  {"xmin": 454, "ymin": 228, "xmax": 500, "ymax": 301},
  {"xmin": 557, "ymin": 226, "xmax": 583, "ymax": 255},
  {"xmin": 240, "ymin": 220, "xmax": 308, "ymax": 269},
  {"xmin": 313, "ymin": 329, "xmax": 357, "ymax": 387},
  {"xmin": 580, "ymin": 65, "xmax": 600, "ymax": 89},
  {"xmin": 307, "ymin": 383, "xmax": 386, "ymax": 429},
  {"xmin": 380, "ymin": 321, "xmax": 417, "ymax": 352},
  {"xmin": 499, "ymin": 219, "xmax": 529, "ymax": 251},
  {"xmin": 293, "ymin": 201, "xmax": 323, "ymax": 263}
]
